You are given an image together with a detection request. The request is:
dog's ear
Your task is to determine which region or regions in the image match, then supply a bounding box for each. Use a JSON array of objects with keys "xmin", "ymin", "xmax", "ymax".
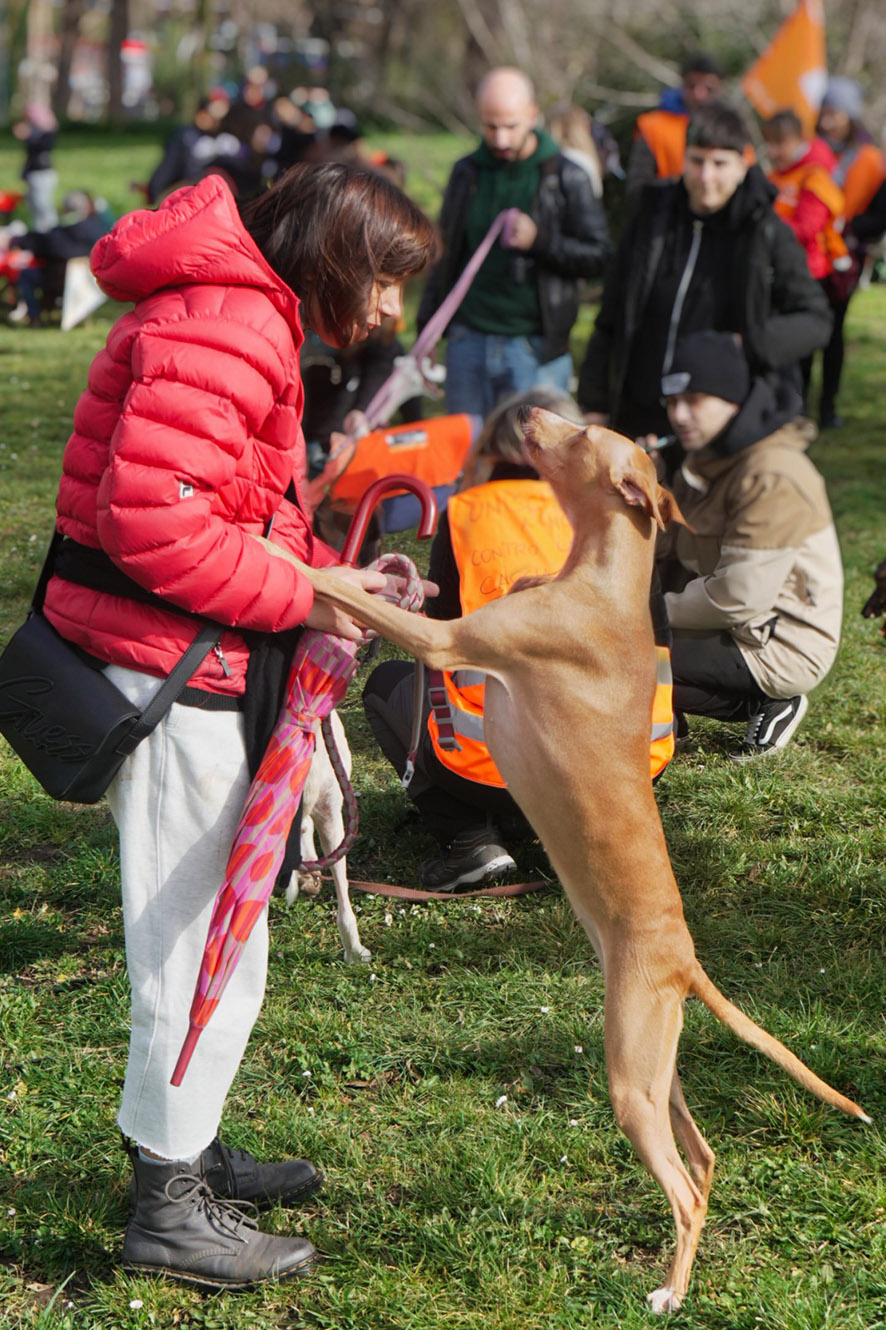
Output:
[
  {"xmin": 611, "ymin": 464, "xmax": 668, "ymax": 530},
  {"xmin": 611, "ymin": 464, "xmax": 693, "ymax": 533},
  {"xmin": 655, "ymin": 484, "xmax": 692, "ymax": 531}
]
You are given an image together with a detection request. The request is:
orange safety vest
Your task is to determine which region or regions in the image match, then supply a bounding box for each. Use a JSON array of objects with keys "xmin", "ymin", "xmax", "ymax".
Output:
[
  {"xmin": 636, "ymin": 110, "xmax": 756, "ymax": 181},
  {"xmin": 428, "ymin": 480, "xmax": 675, "ymax": 785},
  {"xmin": 327, "ymin": 414, "xmax": 474, "ymax": 510},
  {"xmin": 769, "ymin": 158, "xmax": 848, "ymax": 277},
  {"xmin": 635, "ymin": 110, "xmax": 689, "ymax": 179},
  {"xmin": 836, "ymin": 142, "xmax": 886, "ymax": 221}
]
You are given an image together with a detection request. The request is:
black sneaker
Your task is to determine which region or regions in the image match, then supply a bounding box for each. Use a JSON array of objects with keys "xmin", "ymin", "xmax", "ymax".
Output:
[
  {"xmin": 731, "ymin": 694, "xmax": 809, "ymax": 763},
  {"xmin": 674, "ymin": 711, "xmax": 690, "ymax": 752},
  {"xmin": 420, "ymin": 829, "xmax": 516, "ymax": 892}
]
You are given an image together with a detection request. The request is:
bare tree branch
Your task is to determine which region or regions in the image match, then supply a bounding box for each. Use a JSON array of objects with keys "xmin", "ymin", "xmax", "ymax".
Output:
[
  {"xmin": 601, "ymin": 27, "xmax": 680, "ymax": 86},
  {"xmin": 451, "ymin": 0, "xmax": 505, "ymax": 69},
  {"xmin": 497, "ymin": 0, "xmax": 534, "ymax": 74},
  {"xmin": 582, "ymin": 80, "xmax": 662, "ymax": 108}
]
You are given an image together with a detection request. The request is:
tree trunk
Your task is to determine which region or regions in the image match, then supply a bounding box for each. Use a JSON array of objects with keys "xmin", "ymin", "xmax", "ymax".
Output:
[
  {"xmin": 53, "ymin": 0, "xmax": 85, "ymax": 120},
  {"xmin": 106, "ymin": 0, "xmax": 128, "ymax": 123}
]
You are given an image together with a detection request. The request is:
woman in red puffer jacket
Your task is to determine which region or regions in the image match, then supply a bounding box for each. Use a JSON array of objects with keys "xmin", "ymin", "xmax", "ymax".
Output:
[{"xmin": 43, "ymin": 163, "xmax": 435, "ymax": 1289}]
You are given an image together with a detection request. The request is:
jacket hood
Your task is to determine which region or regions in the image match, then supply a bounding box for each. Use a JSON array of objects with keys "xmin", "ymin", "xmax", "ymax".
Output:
[{"xmin": 90, "ymin": 174, "xmax": 301, "ymax": 328}]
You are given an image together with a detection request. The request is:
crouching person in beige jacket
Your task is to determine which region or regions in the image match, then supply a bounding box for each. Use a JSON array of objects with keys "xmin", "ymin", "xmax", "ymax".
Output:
[{"xmin": 651, "ymin": 331, "xmax": 843, "ymax": 761}]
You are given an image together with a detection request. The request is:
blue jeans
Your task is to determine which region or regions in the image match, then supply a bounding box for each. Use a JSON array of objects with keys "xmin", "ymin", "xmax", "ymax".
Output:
[{"xmin": 444, "ymin": 322, "xmax": 573, "ymax": 417}]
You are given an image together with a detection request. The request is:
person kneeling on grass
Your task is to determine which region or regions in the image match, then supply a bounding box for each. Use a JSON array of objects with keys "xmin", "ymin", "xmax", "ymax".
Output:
[
  {"xmin": 363, "ymin": 387, "xmax": 676, "ymax": 892},
  {"xmin": 651, "ymin": 330, "xmax": 843, "ymax": 761}
]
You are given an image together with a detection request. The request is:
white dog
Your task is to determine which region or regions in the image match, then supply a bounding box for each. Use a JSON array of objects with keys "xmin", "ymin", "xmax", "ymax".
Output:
[{"xmin": 284, "ymin": 710, "xmax": 370, "ymax": 965}]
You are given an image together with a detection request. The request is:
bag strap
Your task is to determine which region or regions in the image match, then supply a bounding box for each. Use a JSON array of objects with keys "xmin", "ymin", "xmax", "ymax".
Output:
[
  {"xmin": 31, "ymin": 529, "xmax": 64, "ymax": 614},
  {"xmin": 34, "ymin": 526, "xmax": 220, "ymax": 742},
  {"xmin": 126, "ymin": 622, "xmax": 221, "ymax": 743}
]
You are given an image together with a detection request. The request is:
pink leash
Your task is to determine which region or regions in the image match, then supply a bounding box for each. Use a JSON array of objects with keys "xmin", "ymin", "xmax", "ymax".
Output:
[{"xmin": 361, "ymin": 208, "xmax": 519, "ymax": 429}]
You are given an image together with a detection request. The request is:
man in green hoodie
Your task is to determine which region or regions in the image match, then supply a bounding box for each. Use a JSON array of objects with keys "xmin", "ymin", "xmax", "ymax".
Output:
[{"xmin": 417, "ymin": 67, "xmax": 611, "ymax": 417}]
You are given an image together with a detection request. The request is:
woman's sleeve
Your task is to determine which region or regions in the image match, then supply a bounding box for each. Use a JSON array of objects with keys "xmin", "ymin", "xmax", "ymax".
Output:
[{"xmin": 95, "ymin": 313, "xmax": 316, "ymax": 632}]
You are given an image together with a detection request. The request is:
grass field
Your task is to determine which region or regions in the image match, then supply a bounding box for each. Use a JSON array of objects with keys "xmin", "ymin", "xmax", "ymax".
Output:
[
  {"xmin": 0, "ymin": 135, "xmax": 885, "ymax": 1329},
  {"xmin": 0, "ymin": 128, "xmax": 467, "ymax": 223}
]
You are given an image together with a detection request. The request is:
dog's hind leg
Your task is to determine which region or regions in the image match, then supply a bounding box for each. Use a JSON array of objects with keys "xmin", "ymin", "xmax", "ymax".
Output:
[
  {"xmin": 330, "ymin": 855, "xmax": 369, "ymax": 964},
  {"xmin": 669, "ymin": 1070, "xmax": 715, "ymax": 1202},
  {"xmin": 603, "ymin": 981, "xmax": 708, "ymax": 1313}
]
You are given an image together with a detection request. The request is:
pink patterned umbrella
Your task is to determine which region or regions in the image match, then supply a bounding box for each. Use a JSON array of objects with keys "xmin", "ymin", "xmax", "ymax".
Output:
[{"xmin": 171, "ymin": 477, "xmax": 436, "ymax": 1086}]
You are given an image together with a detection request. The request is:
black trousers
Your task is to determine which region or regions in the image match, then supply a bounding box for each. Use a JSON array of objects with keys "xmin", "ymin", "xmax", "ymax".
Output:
[
  {"xmin": 671, "ymin": 629, "xmax": 768, "ymax": 722},
  {"xmin": 801, "ymin": 282, "xmax": 851, "ymax": 421},
  {"xmin": 362, "ymin": 658, "xmax": 528, "ymax": 847}
]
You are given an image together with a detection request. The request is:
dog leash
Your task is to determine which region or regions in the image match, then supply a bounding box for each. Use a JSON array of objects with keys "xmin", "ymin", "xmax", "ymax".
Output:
[
  {"xmin": 361, "ymin": 208, "xmax": 520, "ymax": 430},
  {"xmin": 349, "ymin": 878, "xmax": 548, "ymax": 903},
  {"xmin": 299, "ymin": 551, "xmax": 425, "ymax": 872}
]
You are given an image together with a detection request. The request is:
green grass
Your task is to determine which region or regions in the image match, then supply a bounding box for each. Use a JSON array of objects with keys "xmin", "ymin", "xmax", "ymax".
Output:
[
  {"xmin": 1, "ymin": 141, "xmax": 885, "ymax": 1328},
  {"xmin": 0, "ymin": 128, "xmax": 469, "ymax": 222}
]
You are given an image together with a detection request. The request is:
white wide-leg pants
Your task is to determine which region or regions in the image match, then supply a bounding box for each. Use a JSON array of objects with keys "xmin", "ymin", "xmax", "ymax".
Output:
[{"xmin": 105, "ymin": 665, "xmax": 267, "ymax": 1160}]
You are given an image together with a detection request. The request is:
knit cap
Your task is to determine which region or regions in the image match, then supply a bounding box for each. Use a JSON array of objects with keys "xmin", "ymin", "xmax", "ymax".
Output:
[
  {"xmin": 661, "ymin": 331, "xmax": 750, "ymax": 404},
  {"xmin": 820, "ymin": 78, "xmax": 864, "ymax": 122}
]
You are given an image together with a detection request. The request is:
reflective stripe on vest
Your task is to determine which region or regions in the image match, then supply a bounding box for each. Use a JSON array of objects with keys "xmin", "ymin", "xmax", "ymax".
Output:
[{"xmin": 649, "ymin": 644, "xmax": 675, "ymax": 780}]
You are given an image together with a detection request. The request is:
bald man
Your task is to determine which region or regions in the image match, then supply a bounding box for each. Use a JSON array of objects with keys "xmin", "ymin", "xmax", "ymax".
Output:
[{"xmin": 417, "ymin": 67, "xmax": 610, "ymax": 416}]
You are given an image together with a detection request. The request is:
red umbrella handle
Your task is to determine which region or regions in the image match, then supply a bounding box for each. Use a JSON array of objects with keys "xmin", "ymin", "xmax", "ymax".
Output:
[{"xmin": 339, "ymin": 474, "xmax": 437, "ymax": 567}]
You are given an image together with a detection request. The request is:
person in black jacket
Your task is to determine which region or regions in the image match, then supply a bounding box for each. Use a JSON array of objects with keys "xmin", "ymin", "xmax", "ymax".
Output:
[
  {"xmin": 12, "ymin": 103, "xmax": 58, "ymax": 232},
  {"xmin": 577, "ymin": 103, "xmax": 832, "ymax": 440},
  {"xmin": 417, "ymin": 67, "xmax": 611, "ymax": 418},
  {"xmin": 8, "ymin": 191, "xmax": 112, "ymax": 325}
]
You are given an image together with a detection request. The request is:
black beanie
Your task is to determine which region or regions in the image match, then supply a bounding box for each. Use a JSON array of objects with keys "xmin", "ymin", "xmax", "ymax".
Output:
[
  {"xmin": 681, "ymin": 51, "xmax": 725, "ymax": 79},
  {"xmin": 661, "ymin": 331, "xmax": 750, "ymax": 405}
]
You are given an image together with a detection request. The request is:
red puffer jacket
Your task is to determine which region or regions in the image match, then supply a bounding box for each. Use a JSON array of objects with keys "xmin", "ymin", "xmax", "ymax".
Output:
[{"xmin": 43, "ymin": 174, "xmax": 338, "ymax": 695}]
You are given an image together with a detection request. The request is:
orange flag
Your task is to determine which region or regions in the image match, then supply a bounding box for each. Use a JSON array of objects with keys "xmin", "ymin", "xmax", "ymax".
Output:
[{"xmin": 741, "ymin": 0, "xmax": 827, "ymax": 136}]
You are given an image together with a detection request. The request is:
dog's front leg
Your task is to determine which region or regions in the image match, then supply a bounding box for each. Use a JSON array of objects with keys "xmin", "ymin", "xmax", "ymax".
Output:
[
  {"xmin": 257, "ymin": 541, "xmax": 487, "ymax": 673},
  {"xmin": 306, "ymin": 565, "xmax": 467, "ymax": 672}
]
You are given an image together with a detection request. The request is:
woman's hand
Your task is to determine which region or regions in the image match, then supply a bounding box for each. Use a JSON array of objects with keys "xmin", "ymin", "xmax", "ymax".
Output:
[
  {"xmin": 304, "ymin": 565, "xmax": 387, "ymax": 641},
  {"xmin": 305, "ymin": 566, "xmax": 439, "ymax": 641},
  {"xmin": 341, "ymin": 409, "xmax": 370, "ymax": 439}
]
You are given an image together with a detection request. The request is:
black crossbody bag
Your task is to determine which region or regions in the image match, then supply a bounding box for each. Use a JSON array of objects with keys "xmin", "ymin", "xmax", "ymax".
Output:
[{"xmin": 0, "ymin": 532, "xmax": 219, "ymax": 804}]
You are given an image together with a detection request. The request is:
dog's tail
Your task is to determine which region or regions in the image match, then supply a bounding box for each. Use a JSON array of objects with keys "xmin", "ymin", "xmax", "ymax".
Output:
[{"xmin": 691, "ymin": 967, "xmax": 871, "ymax": 1122}]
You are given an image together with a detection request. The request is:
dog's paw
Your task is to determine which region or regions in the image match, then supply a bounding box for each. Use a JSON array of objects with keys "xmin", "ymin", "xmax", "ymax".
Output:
[
  {"xmin": 647, "ymin": 1286, "xmax": 683, "ymax": 1314},
  {"xmin": 342, "ymin": 942, "xmax": 372, "ymax": 965},
  {"xmin": 285, "ymin": 871, "xmax": 323, "ymax": 904}
]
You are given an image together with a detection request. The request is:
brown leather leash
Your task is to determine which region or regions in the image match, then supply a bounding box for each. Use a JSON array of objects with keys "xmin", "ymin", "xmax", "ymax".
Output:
[{"xmin": 349, "ymin": 878, "xmax": 548, "ymax": 903}]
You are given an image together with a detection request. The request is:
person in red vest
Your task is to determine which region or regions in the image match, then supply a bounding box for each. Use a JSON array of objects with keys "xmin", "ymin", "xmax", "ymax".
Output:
[
  {"xmin": 362, "ymin": 389, "xmax": 675, "ymax": 891},
  {"xmin": 762, "ymin": 110, "xmax": 852, "ymax": 422},
  {"xmin": 762, "ymin": 111, "xmax": 846, "ymax": 281},
  {"xmin": 625, "ymin": 52, "xmax": 724, "ymax": 205}
]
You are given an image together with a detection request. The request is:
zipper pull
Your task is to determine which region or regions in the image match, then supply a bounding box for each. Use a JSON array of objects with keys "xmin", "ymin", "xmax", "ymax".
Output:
[{"xmin": 213, "ymin": 644, "xmax": 231, "ymax": 677}]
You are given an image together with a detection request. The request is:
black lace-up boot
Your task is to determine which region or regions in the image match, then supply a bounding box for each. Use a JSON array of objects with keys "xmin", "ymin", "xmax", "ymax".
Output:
[
  {"xmin": 198, "ymin": 1135, "xmax": 323, "ymax": 1209},
  {"xmin": 122, "ymin": 1142, "xmax": 317, "ymax": 1289}
]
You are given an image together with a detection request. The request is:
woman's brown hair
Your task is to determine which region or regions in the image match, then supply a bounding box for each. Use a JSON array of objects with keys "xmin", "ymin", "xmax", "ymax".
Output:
[{"xmin": 240, "ymin": 162, "xmax": 438, "ymax": 344}]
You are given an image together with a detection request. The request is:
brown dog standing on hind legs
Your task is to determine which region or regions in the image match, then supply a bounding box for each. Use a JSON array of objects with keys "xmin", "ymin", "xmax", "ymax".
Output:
[{"xmin": 262, "ymin": 409, "xmax": 870, "ymax": 1311}]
